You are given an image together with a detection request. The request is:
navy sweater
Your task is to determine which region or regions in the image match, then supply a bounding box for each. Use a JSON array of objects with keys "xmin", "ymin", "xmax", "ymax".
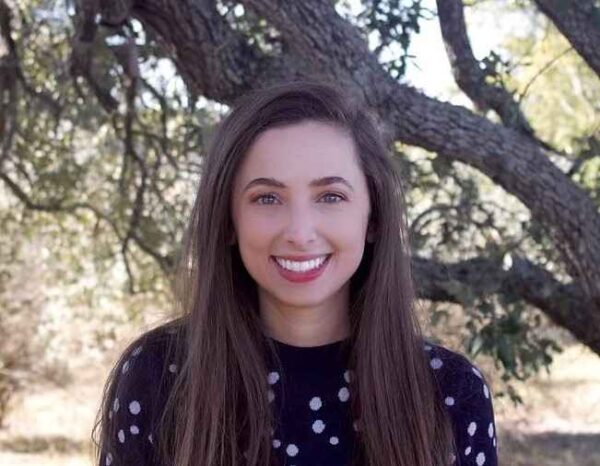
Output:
[{"xmin": 100, "ymin": 330, "xmax": 498, "ymax": 466}]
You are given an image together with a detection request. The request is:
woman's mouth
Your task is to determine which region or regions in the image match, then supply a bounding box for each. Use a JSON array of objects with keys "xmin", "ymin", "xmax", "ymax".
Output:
[{"xmin": 271, "ymin": 254, "xmax": 332, "ymax": 283}]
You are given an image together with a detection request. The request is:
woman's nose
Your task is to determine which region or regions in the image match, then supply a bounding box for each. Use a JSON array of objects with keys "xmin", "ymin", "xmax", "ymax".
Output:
[{"xmin": 282, "ymin": 202, "xmax": 318, "ymax": 246}]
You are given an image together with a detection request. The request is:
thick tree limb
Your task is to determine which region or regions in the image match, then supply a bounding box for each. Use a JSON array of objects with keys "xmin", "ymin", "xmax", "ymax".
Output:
[
  {"xmin": 68, "ymin": 0, "xmax": 600, "ymax": 351},
  {"xmin": 413, "ymin": 255, "xmax": 600, "ymax": 354},
  {"xmin": 435, "ymin": 0, "xmax": 534, "ymax": 135},
  {"xmin": 237, "ymin": 0, "xmax": 600, "ymax": 305},
  {"xmin": 71, "ymin": 0, "xmax": 119, "ymax": 111},
  {"xmin": 1, "ymin": 0, "xmax": 61, "ymax": 164},
  {"xmin": 129, "ymin": 0, "xmax": 305, "ymax": 104},
  {"xmin": 534, "ymin": 0, "xmax": 600, "ymax": 77},
  {"xmin": 0, "ymin": 0, "xmax": 18, "ymax": 165}
]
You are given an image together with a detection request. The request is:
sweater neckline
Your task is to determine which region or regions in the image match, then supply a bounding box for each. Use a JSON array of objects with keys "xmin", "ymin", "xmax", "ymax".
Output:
[{"xmin": 267, "ymin": 336, "xmax": 351, "ymax": 371}]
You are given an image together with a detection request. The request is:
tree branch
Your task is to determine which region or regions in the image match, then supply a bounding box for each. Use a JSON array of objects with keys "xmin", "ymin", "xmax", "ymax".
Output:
[
  {"xmin": 0, "ymin": 171, "xmax": 173, "ymax": 276},
  {"xmin": 533, "ymin": 0, "xmax": 600, "ymax": 78},
  {"xmin": 130, "ymin": 0, "xmax": 304, "ymax": 103},
  {"xmin": 435, "ymin": 0, "xmax": 534, "ymax": 136},
  {"xmin": 0, "ymin": 0, "xmax": 18, "ymax": 167},
  {"xmin": 71, "ymin": 0, "xmax": 119, "ymax": 112},
  {"xmin": 412, "ymin": 254, "xmax": 600, "ymax": 356},
  {"xmin": 69, "ymin": 0, "xmax": 600, "ymax": 349},
  {"xmin": 237, "ymin": 0, "xmax": 600, "ymax": 304}
]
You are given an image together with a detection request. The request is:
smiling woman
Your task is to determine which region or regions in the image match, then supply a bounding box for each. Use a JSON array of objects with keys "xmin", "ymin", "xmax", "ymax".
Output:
[
  {"xmin": 92, "ymin": 79, "xmax": 498, "ymax": 466},
  {"xmin": 230, "ymin": 120, "xmax": 373, "ymax": 346}
]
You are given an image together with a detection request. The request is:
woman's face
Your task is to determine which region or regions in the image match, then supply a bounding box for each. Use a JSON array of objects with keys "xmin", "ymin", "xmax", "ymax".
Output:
[{"xmin": 230, "ymin": 119, "xmax": 372, "ymax": 316}]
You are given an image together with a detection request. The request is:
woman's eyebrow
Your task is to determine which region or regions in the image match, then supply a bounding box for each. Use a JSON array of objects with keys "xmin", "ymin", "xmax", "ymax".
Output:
[{"xmin": 243, "ymin": 176, "xmax": 354, "ymax": 192}]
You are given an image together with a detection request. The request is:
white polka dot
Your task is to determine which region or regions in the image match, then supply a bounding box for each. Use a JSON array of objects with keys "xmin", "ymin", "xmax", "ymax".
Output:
[
  {"xmin": 267, "ymin": 389, "xmax": 275, "ymax": 403},
  {"xmin": 488, "ymin": 422, "xmax": 494, "ymax": 438},
  {"xmin": 268, "ymin": 371, "xmax": 280, "ymax": 385},
  {"xmin": 132, "ymin": 345, "xmax": 143, "ymax": 356},
  {"xmin": 483, "ymin": 384, "xmax": 489, "ymax": 399},
  {"xmin": 286, "ymin": 444, "xmax": 299, "ymax": 456},
  {"xmin": 424, "ymin": 344, "xmax": 432, "ymax": 351},
  {"xmin": 312, "ymin": 419, "xmax": 325, "ymax": 433},
  {"xmin": 338, "ymin": 387, "xmax": 350, "ymax": 402},
  {"xmin": 113, "ymin": 398, "xmax": 119, "ymax": 412},
  {"xmin": 472, "ymin": 366, "xmax": 483, "ymax": 379},
  {"xmin": 444, "ymin": 396, "xmax": 455, "ymax": 406},
  {"xmin": 129, "ymin": 400, "xmax": 141, "ymax": 415},
  {"xmin": 272, "ymin": 439, "xmax": 281, "ymax": 448},
  {"xmin": 493, "ymin": 437, "xmax": 496, "ymax": 447},
  {"xmin": 449, "ymin": 452, "xmax": 456, "ymax": 463},
  {"xmin": 130, "ymin": 425, "xmax": 140, "ymax": 435},
  {"xmin": 465, "ymin": 446, "xmax": 471, "ymax": 456},
  {"xmin": 118, "ymin": 429, "xmax": 125, "ymax": 443},
  {"xmin": 106, "ymin": 452, "xmax": 113, "ymax": 465},
  {"xmin": 309, "ymin": 396, "xmax": 322, "ymax": 410},
  {"xmin": 476, "ymin": 451, "xmax": 486, "ymax": 465},
  {"xmin": 468, "ymin": 421, "xmax": 477, "ymax": 436},
  {"xmin": 329, "ymin": 436, "xmax": 339, "ymax": 445},
  {"xmin": 148, "ymin": 433, "xmax": 153, "ymax": 444},
  {"xmin": 122, "ymin": 360, "xmax": 130, "ymax": 374},
  {"xmin": 169, "ymin": 364, "xmax": 177, "ymax": 373},
  {"xmin": 343, "ymin": 370, "xmax": 351, "ymax": 383},
  {"xmin": 430, "ymin": 357, "xmax": 443, "ymax": 369}
]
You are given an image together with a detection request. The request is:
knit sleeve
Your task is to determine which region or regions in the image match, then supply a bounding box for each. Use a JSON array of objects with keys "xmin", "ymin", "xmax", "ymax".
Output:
[{"xmin": 426, "ymin": 344, "xmax": 499, "ymax": 466}]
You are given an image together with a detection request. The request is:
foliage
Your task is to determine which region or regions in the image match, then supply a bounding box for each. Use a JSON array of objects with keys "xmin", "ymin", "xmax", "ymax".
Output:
[
  {"xmin": 337, "ymin": 0, "xmax": 430, "ymax": 79},
  {"xmin": 0, "ymin": 220, "xmax": 49, "ymax": 425},
  {"xmin": 0, "ymin": 0, "xmax": 598, "ymax": 409}
]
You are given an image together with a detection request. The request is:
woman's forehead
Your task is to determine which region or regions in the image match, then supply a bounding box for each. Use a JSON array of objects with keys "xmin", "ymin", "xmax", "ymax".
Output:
[{"xmin": 236, "ymin": 121, "xmax": 362, "ymax": 182}]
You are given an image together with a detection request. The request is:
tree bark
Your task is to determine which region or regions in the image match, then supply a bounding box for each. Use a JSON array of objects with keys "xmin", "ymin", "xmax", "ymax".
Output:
[
  {"xmin": 68, "ymin": 0, "xmax": 600, "ymax": 354},
  {"xmin": 412, "ymin": 255, "xmax": 599, "ymax": 353},
  {"xmin": 435, "ymin": 0, "xmax": 534, "ymax": 136},
  {"xmin": 238, "ymin": 0, "xmax": 600, "ymax": 313},
  {"xmin": 534, "ymin": 0, "xmax": 600, "ymax": 77}
]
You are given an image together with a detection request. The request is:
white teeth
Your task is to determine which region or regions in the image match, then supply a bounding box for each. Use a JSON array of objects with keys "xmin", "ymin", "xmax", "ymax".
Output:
[{"xmin": 274, "ymin": 255, "xmax": 328, "ymax": 272}]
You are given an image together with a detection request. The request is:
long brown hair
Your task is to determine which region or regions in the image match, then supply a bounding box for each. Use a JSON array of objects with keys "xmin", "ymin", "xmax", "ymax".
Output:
[{"xmin": 93, "ymin": 79, "xmax": 456, "ymax": 466}]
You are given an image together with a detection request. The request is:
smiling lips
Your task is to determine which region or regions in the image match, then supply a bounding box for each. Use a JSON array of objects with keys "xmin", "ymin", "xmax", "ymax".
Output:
[
  {"xmin": 271, "ymin": 254, "xmax": 332, "ymax": 282},
  {"xmin": 273, "ymin": 254, "xmax": 330, "ymax": 272}
]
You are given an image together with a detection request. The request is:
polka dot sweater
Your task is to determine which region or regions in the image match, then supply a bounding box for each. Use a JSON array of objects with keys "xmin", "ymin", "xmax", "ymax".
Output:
[{"xmin": 100, "ymin": 332, "xmax": 498, "ymax": 466}]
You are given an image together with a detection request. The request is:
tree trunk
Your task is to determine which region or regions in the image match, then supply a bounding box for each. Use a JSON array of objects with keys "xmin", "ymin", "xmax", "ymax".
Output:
[{"xmin": 69, "ymin": 0, "xmax": 600, "ymax": 355}]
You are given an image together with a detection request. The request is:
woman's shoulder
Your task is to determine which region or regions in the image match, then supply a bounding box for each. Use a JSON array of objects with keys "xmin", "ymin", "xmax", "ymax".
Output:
[
  {"xmin": 99, "ymin": 320, "xmax": 184, "ymax": 465},
  {"xmin": 113, "ymin": 319, "xmax": 185, "ymax": 389},
  {"xmin": 422, "ymin": 339, "xmax": 495, "ymax": 412},
  {"xmin": 422, "ymin": 339, "xmax": 491, "ymax": 385},
  {"xmin": 120, "ymin": 319, "xmax": 183, "ymax": 359},
  {"xmin": 422, "ymin": 339, "xmax": 498, "ymax": 465},
  {"xmin": 107, "ymin": 319, "xmax": 185, "ymax": 423}
]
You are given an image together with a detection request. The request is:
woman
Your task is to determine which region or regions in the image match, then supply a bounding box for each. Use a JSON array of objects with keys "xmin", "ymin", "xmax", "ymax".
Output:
[{"xmin": 93, "ymin": 79, "xmax": 498, "ymax": 466}]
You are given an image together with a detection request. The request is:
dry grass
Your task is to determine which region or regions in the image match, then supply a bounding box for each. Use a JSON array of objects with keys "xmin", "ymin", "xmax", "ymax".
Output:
[{"xmin": 0, "ymin": 329, "xmax": 599, "ymax": 466}]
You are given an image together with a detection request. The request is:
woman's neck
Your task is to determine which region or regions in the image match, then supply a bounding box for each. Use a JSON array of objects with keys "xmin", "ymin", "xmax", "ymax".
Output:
[{"xmin": 258, "ymin": 286, "xmax": 351, "ymax": 347}]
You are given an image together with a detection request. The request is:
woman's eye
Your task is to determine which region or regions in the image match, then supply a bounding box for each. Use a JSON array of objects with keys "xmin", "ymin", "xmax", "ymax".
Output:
[
  {"xmin": 253, "ymin": 194, "xmax": 279, "ymax": 205},
  {"xmin": 251, "ymin": 192, "xmax": 345, "ymax": 205},
  {"xmin": 321, "ymin": 193, "xmax": 345, "ymax": 203}
]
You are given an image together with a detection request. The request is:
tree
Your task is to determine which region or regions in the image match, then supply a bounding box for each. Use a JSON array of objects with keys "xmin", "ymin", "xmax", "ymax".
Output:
[{"xmin": 1, "ymin": 0, "xmax": 599, "ymax": 399}]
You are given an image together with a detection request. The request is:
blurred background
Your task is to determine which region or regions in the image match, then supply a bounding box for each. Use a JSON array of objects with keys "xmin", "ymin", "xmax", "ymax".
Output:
[{"xmin": 1, "ymin": 0, "xmax": 599, "ymax": 465}]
